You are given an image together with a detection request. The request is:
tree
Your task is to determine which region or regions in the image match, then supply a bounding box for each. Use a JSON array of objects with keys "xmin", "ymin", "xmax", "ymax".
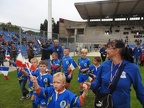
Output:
[
  {"xmin": 0, "ymin": 22, "xmax": 20, "ymax": 32},
  {"xmin": 53, "ymin": 21, "xmax": 59, "ymax": 34},
  {"xmin": 40, "ymin": 18, "xmax": 59, "ymax": 35}
]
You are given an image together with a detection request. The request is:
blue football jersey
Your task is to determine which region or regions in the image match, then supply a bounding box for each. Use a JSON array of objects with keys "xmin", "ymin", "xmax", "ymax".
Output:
[
  {"xmin": 62, "ymin": 56, "xmax": 73, "ymax": 72},
  {"xmin": 89, "ymin": 64, "xmax": 101, "ymax": 76},
  {"xmin": 28, "ymin": 68, "xmax": 40, "ymax": 89},
  {"xmin": 78, "ymin": 57, "xmax": 91, "ymax": 74},
  {"xmin": 37, "ymin": 73, "xmax": 53, "ymax": 88},
  {"xmin": 51, "ymin": 59, "xmax": 60, "ymax": 75},
  {"xmin": 38, "ymin": 87, "xmax": 83, "ymax": 108}
]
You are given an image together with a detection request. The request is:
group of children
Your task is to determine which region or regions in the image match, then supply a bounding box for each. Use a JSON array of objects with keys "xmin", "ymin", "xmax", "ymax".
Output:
[{"xmin": 11, "ymin": 47, "xmax": 102, "ymax": 108}]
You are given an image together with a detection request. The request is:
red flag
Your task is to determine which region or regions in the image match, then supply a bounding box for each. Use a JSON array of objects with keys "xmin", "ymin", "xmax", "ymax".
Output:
[
  {"xmin": 16, "ymin": 53, "xmax": 24, "ymax": 67},
  {"xmin": 16, "ymin": 53, "xmax": 36, "ymax": 71}
]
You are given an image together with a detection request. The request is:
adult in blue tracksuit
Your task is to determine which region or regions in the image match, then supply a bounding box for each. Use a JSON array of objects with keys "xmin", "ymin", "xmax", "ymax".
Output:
[
  {"xmin": 84, "ymin": 40, "xmax": 144, "ymax": 108},
  {"xmin": 133, "ymin": 43, "xmax": 142, "ymax": 65},
  {"xmin": 51, "ymin": 39, "xmax": 64, "ymax": 61},
  {"xmin": 99, "ymin": 44, "xmax": 107, "ymax": 62}
]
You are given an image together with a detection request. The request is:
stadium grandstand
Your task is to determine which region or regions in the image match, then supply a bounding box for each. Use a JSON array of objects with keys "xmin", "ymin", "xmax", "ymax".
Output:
[
  {"xmin": 0, "ymin": 24, "xmax": 60, "ymax": 56},
  {"xmin": 59, "ymin": 0, "xmax": 144, "ymax": 50}
]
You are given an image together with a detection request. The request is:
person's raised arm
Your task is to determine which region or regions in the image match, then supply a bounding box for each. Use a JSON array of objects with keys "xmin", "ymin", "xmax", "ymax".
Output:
[
  {"xmin": 19, "ymin": 68, "xmax": 29, "ymax": 76},
  {"xmin": 30, "ymin": 75, "xmax": 40, "ymax": 93}
]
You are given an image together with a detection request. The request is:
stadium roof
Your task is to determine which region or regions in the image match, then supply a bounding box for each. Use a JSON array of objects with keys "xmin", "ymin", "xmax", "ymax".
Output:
[{"xmin": 75, "ymin": 0, "xmax": 144, "ymax": 19}]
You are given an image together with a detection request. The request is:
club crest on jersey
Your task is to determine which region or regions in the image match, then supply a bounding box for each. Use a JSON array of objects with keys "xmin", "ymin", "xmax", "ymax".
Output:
[
  {"xmin": 60, "ymin": 100, "xmax": 66, "ymax": 108},
  {"xmin": 66, "ymin": 61, "xmax": 69, "ymax": 64},
  {"xmin": 120, "ymin": 71, "xmax": 126, "ymax": 78},
  {"xmin": 44, "ymin": 78, "xmax": 48, "ymax": 82},
  {"xmin": 84, "ymin": 63, "xmax": 87, "ymax": 67}
]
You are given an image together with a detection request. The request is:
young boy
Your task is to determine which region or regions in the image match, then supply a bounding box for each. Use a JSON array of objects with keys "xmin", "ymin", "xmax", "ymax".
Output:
[
  {"xmin": 61, "ymin": 48, "xmax": 74, "ymax": 90},
  {"xmin": 34, "ymin": 60, "xmax": 53, "ymax": 108},
  {"xmin": 50, "ymin": 52, "xmax": 60, "ymax": 76},
  {"xmin": 78, "ymin": 48, "xmax": 91, "ymax": 94},
  {"xmin": 21, "ymin": 60, "xmax": 52, "ymax": 108},
  {"xmin": 28, "ymin": 58, "xmax": 40, "ymax": 105},
  {"xmin": 30, "ymin": 72, "xmax": 88, "ymax": 108},
  {"xmin": 8, "ymin": 59, "xmax": 29, "ymax": 101},
  {"xmin": 88, "ymin": 56, "xmax": 101, "ymax": 82}
]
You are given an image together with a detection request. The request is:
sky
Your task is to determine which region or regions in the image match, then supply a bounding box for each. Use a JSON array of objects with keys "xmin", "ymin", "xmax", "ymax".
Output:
[{"xmin": 0, "ymin": 0, "xmax": 105, "ymax": 30}]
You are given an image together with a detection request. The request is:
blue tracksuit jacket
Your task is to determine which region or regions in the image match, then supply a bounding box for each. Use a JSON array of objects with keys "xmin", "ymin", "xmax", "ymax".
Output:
[{"xmin": 90, "ymin": 59, "xmax": 144, "ymax": 108}]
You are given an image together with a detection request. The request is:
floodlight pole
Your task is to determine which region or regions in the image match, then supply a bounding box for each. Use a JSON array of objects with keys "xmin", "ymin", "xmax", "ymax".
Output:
[
  {"xmin": 47, "ymin": 0, "xmax": 52, "ymax": 39},
  {"xmin": 74, "ymin": 29, "xmax": 77, "ymax": 56}
]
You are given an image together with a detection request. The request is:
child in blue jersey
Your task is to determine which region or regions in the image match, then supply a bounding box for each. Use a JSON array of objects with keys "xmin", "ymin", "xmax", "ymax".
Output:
[
  {"xmin": 34, "ymin": 60, "xmax": 53, "ymax": 108},
  {"xmin": 20, "ymin": 58, "xmax": 40, "ymax": 102},
  {"xmin": 30, "ymin": 72, "xmax": 88, "ymax": 108},
  {"xmin": 21, "ymin": 60, "xmax": 52, "ymax": 108},
  {"xmin": 84, "ymin": 40, "xmax": 144, "ymax": 108},
  {"xmin": 88, "ymin": 56, "xmax": 101, "ymax": 82},
  {"xmin": 78, "ymin": 48, "xmax": 91, "ymax": 94},
  {"xmin": 61, "ymin": 48, "xmax": 74, "ymax": 90},
  {"xmin": 50, "ymin": 52, "xmax": 60, "ymax": 76},
  {"xmin": 8, "ymin": 60, "xmax": 29, "ymax": 101}
]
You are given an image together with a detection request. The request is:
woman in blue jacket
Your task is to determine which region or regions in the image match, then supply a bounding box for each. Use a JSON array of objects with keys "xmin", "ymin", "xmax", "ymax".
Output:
[{"xmin": 85, "ymin": 40, "xmax": 144, "ymax": 108}]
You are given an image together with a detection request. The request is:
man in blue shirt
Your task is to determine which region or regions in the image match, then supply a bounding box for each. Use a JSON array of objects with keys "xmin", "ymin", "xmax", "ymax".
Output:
[
  {"xmin": 99, "ymin": 44, "xmax": 107, "ymax": 62},
  {"xmin": 133, "ymin": 43, "xmax": 142, "ymax": 65},
  {"xmin": 51, "ymin": 39, "xmax": 64, "ymax": 61}
]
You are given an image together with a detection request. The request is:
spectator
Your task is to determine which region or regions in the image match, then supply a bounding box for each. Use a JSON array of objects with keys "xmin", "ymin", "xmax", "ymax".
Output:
[
  {"xmin": 27, "ymin": 41, "xmax": 34, "ymax": 62},
  {"xmin": 133, "ymin": 43, "xmax": 142, "ymax": 65},
  {"xmin": 8, "ymin": 42, "xmax": 17, "ymax": 66},
  {"xmin": 21, "ymin": 41, "xmax": 28, "ymax": 55},
  {"xmin": 125, "ymin": 44, "xmax": 133, "ymax": 56},
  {"xmin": 99, "ymin": 44, "xmax": 107, "ymax": 62},
  {"xmin": 0, "ymin": 44, "xmax": 5, "ymax": 66},
  {"xmin": 3, "ymin": 41, "xmax": 10, "ymax": 57},
  {"xmin": 75, "ymin": 46, "xmax": 79, "ymax": 55}
]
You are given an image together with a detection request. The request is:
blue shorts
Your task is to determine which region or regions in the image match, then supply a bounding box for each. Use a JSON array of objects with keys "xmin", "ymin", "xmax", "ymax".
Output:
[
  {"xmin": 78, "ymin": 74, "xmax": 88, "ymax": 83},
  {"xmin": 35, "ymin": 95, "xmax": 47, "ymax": 107},
  {"xmin": 64, "ymin": 72, "xmax": 72, "ymax": 81}
]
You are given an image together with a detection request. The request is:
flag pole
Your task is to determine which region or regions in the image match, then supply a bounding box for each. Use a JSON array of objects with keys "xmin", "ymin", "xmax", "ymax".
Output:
[{"xmin": 23, "ymin": 56, "xmax": 32, "ymax": 75}]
